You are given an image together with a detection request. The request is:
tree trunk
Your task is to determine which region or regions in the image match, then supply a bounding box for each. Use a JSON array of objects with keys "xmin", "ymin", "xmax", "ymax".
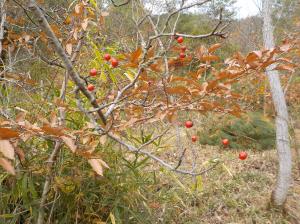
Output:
[
  {"xmin": 0, "ymin": 0, "xmax": 6, "ymax": 58},
  {"xmin": 262, "ymin": 0, "xmax": 292, "ymax": 207}
]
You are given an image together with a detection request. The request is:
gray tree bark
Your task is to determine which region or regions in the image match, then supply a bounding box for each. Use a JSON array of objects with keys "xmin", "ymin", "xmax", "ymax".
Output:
[
  {"xmin": 0, "ymin": 0, "xmax": 6, "ymax": 57},
  {"xmin": 262, "ymin": 0, "xmax": 292, "ymax": 207}
]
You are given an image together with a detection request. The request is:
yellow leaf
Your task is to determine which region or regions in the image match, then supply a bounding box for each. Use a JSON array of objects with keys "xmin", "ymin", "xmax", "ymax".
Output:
[
  {"xmin": 222, "ymin": 163, "xmax": 233, "ymax": 177},
  {"xmin": 124, "ymin": 72, "xmax": 134, "ymax": 81},
  {"xmin": 109, "ymin": 213, "xmax": 116, "ymax": 224}
]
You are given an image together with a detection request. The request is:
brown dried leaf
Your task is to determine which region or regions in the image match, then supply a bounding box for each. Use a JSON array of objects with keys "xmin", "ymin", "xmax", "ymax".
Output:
[
  {"xmin": 201, "ymin": 55, "xmax": 220, "ymax": 62},
  {"xmin": 75, "ymin": 4, "xmax": 81, "ymax": 14},
  {"xmin": 88, "ymin": 140, "xmax": 99, "ymax": 153},
  {"xmin": 101, "ymin": 11, "xmax": 109, "ymax": 17},
  {"xmin": 246, "ymin": 52, "xmax": 259, "ymax": 64},
  {"xmin": 50, "ymin": 111, "xmax": 58, "ymax": 127},
  {"xmin": 81, "ymin": 18, "xmax": 89, "ymax": 31},
  {"xmin": 88, "ymin": 159, "xmax": 103, "ymax": 176},
  {"xmin": 0, "ymin": 158, "xmax": 15, "ymax": 175},
  {"xmin": 206, "ymin": 80, "xmax": 219, "ymax": 91},
  {"xmin": 130, "ymin": 47, "xmax": 142, "ymax": 63},
  {"xmin": 208, "ymin": 43, "xmax": 221, "ymax": 53},
  {"xmin": 0, "ymin": 128, "xmax": 19, "ymax": 140},
  {"xmin": 61, "ymin": 136, "xmax": 77, "ymax": 153},
  {"xmin": 66, "ymin": 43, "xmax": 72, "ymax": 55},
  {"xmin": 280, "ymin": 43, "xmax": 291, "ymax": 52},
  {"xmin": 41, "ymin": 125, "xmax": 64, "ymax": 136},
  {"xmin": 0, "ymin": 140, "xmax": 15, "ymax": 160},
  {"xmin": 275, "ymin": 64, "xmax": 295, "ymax": 72},
  {"xmin": 99, "ymin": 135, "xmax": 107, "ymax": 145},
  {"xmin": 165, "ymin": 86, "xmax": 191, "ymax": 95},
  {"xmin": 16, "ymin": 112, "xmax": 26, "ymax": 123},
  {"xmin": 15, "ymin": 148, "xmax": 25, "ymax": 162}
]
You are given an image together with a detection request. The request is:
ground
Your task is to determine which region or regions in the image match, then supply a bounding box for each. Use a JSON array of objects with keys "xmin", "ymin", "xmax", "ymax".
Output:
[{"xmin": 145, "ymin": 126, "xmax": 300, "ymax": 224}]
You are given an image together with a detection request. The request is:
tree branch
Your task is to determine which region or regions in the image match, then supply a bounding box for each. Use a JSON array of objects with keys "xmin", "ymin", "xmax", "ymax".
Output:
[{"xmin": 28, "ymin": 0, "xmax": 107, "ymax": 125}]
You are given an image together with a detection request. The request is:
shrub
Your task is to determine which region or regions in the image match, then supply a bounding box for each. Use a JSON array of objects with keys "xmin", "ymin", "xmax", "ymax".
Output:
[{"xmin": 198, "ymin": 113, "xmax": 275, "ymax": 150}]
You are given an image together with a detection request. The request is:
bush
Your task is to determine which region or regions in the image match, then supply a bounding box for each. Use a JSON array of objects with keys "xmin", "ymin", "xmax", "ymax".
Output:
[{"xmin": 198, "ymin": 113, "xmax": 276, "ymax": 150}]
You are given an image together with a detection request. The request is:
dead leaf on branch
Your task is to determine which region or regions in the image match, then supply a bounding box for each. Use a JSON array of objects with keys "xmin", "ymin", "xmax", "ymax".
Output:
[
  {"xmin": 16, "ymin": 112, "xmax": 26, "ymax": 123},
  {"xmin": 201, "ymin": 55, "xmax": 220, "ymax": 62},
  {"xmin": 66, "ymin": 43, "xmax": 72, "ymax": 55},
  {"xmin": 0, "ymin": 158, "xmax": 15, "ymax": 175},
  {"xmin": 88, "ymin": 158, "xmax": 109, "ymax": 176},
  {"xmin": 81, "ymin": 18, "xmax": 89, "ymax": 31},
  {"xmin": 208, "ymin": 43, "xmax": 221, "ymax": 53},
  {"xmin": 0, "ymin": 128, "xmax": 19, "ymax": 140},
  {"xmin": 41, "ymin": 125, "xmax": 65, "ymax": 136},
  {"xmin": 61, "ymin": 136, "xmax": 77, "ymax": 153},
  {"xmin": 275, "ymin": 64, "xmax": 295, "ymax": 72},
  {"xmin": 0, "ymin": 140, "xmax": 15, "ymax": 160},
  {"xmin": 165, "ymin": 86, "xmax": 191, "ymax": 95}
]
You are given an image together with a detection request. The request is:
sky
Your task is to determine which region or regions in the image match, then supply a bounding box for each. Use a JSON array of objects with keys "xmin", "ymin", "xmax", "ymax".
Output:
[
  {"xmin": 145, "ymin": 0, "xmax": 261, "ymax": 19},
  {"xmin": 234, "ymin": 0, "xmax": 260, "ymax": 19}
]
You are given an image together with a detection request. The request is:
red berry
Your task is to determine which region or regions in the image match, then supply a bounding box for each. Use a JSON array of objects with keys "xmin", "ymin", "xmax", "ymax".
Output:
[
  {"xmin": 89, "ymin": 68, "xmax": 97, "ymax": 77},
  {"xmin": 148, "ymin": 80, "xmax": 153, "ymax": 86},
  {"xmin": 180, "ymin": 45, "xmax": 187, "ymax": 52},
  {"xmin": 104, "ymin": 53, "xmax": 111, "ymax": 61},
  {"xmin": 185, "ymin": 121, "xmax": 193, "ymax": 128},
  {"xmin": 87, "ymin": 84, "xmax": 95, "ymax": 91},
  {"xmin": 239, "ymin": 151, "xmax": 248, "ymax": 160},
  {"xmin": 177, "ymin": 36, "xmax": 184, "ymax": 44},
  {"xmin": 111, "ymin": 58, "xmax": 118, "ymax": 68},
  {"xmin": 222, "ymin": 138, "xmax": 229, "ymax": 146},
  {"xmin": 191, "ymin": 135, "xmax": 197, "ymax": 142},
  {"xmin": 179, "ymin": 52, "xmax": 186, "ymax": 59}
]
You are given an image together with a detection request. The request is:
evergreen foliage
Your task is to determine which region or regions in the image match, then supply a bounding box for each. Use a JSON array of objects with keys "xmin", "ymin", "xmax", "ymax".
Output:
[{"xmin": 198, "ymin": 113, "xmax": 276, "ymax": 150}]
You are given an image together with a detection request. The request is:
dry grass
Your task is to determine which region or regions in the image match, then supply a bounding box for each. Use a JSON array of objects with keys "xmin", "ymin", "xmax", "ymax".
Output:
[{"xmin": 144, "ymin": 125, "xmax": 300, "ymax": 224}]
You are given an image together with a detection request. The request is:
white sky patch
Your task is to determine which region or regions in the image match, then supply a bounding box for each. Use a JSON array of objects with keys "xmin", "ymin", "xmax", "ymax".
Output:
[
  {"xmin": 144, "ymin": 0, "xmax": 261, "ymax": 19},
  {"xmin": 234, "ymin": 0, "xmax": 260, "ymax": 19}
]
